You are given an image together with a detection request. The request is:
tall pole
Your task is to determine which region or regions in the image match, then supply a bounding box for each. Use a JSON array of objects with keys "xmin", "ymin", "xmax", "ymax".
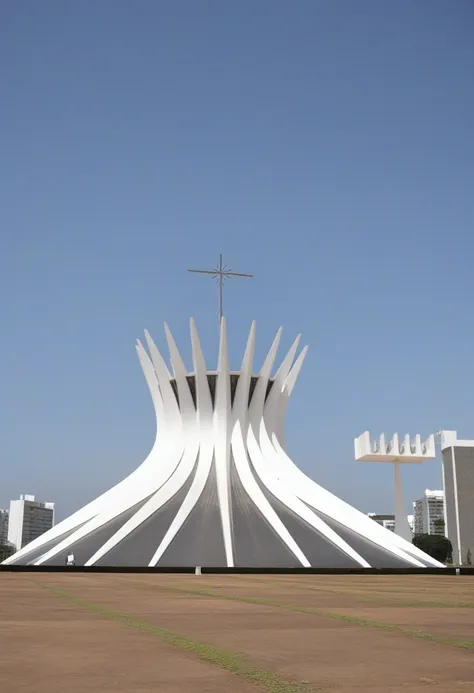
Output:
[
  {"xmin": 188, "ymin": 255, "xmax": 253, "ymax": 331},
  {"xmin": 218, "ymin": 254, "xmax": 223, "ymax": 325}
]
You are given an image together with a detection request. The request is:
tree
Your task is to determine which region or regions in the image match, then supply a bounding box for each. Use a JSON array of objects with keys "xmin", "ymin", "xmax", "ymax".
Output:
[{"xmin": 412, "ymin": 533, "xmax": 452, "ymax": 563}]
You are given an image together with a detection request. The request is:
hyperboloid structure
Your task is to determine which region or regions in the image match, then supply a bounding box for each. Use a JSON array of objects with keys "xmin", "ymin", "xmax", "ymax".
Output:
[{"xmin": 3, "ymin": 319, "xmax": 443, "ymax": 568}]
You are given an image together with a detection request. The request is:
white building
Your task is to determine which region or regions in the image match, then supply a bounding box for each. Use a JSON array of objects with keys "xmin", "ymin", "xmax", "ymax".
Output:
[
  {"xmin": 413, "ymin": 498, "xmax": 423, "ymax": 535},
  {"xmin": 0, "ymin": 509, "xmax": 9, "ymax": 545},
  {"xmin": 7, "ymin": 494, "xmax": 55, "ymax": 551},
  {"xmin": 440, "ymin": 431, "xmax": 474, "ymax": 564},
  {"xmin": 412, "ymin": 490, "xmax": 444, "ymax": 536},
  {"xmin": 407, "ymin": 514, "xmax": 414, "ymax": 534},
  {"xmin": 368, "ymin": 513, "xmax": 395, "ymax": 532}
]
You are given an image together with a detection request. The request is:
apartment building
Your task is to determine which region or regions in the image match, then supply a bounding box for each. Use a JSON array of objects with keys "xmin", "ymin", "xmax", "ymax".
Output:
[{"xmin": 7, "ymin": 494, "xmax": 55, "ymax": 551}]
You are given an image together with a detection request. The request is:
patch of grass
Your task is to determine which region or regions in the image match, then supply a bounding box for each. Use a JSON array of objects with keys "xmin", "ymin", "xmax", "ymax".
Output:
[
  {"xmin": 114, "ymin": 578, "xmax": 474, "ymax": 652},
  {"xmin": 379, "ymin": 598, "xmax": 474, "ymax": 609},
  {"xmin": 33, "ymin": 581, "xmax": 325, "ymax": 693},
  {"xmin": 260, "ymin": 579, "xmax": 474, "ymax": 609},
  {"xmin": 297, "ymin": 581, "xmax": 474, "ymax": 609},
  {"xmin": 197, "ymin": 575, "xmax": 474, "ymax": 609}
]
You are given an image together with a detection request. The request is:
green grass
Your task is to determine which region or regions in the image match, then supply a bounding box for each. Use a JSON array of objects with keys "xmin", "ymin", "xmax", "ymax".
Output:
[
  {"xmin": 189, "ymin": 574, "xmax": 474, "ymax": 609},
  {"xmin": 244, "ymin": 577, "xmax": 474, "ymax": 609},
  {"xmin": 33, "ymin": 581, "xmax": 324, "ymax": 693},
  {"xmin": 112, "ymin": 578, "xmax": 474, "ymax": 652}
]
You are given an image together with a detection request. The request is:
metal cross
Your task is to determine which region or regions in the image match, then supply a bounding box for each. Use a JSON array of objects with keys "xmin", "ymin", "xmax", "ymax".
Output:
[{"xmin": 188, "ymin": 254, "xmax": 253, "ymax": 328}]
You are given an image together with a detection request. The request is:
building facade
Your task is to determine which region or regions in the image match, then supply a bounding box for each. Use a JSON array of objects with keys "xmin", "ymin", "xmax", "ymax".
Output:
[
  {"xmin": 441, "ymin": 431, "xmax": 474, "ymax": 565},
  {"xmin": 413, "ymin": 499, "xmax": 424, "ymax": 535},
  {"xmin": 368, "ymin": 513, "xmax": 396, "ymax": 532},
  {"xmin": 7, "ymin": 495, "xmax": 55, "ymax": 552},
  {"xmin": 412, "ymin": 490, "xmax": 444, "ymax": 536},
  {"xmin": 0, "ymin": 509, "xmax": 9, "ymax": 545}
]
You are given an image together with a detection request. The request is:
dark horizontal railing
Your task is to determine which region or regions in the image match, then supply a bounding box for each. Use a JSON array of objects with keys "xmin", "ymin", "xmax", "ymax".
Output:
[{"xmin": 1, "ymin": 565, "xmax": 473, "ymax": 575}]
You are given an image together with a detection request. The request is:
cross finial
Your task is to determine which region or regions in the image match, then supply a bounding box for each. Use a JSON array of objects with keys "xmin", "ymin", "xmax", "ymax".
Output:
[{"xmin": 187, "ymin": 254, "xmax": 253, "ymax": 329}]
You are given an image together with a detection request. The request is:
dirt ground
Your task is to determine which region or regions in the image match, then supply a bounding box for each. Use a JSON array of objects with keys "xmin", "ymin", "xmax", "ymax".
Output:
[{"xmin": 1, "ymin": 573, "xmax": 473, "ymax": 692}]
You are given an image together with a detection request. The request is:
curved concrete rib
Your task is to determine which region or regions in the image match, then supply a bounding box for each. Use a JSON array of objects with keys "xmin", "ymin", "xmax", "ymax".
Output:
[
  {"xmin": 255, "ymin": 396, "xmax": 370, "ymax": 567},
  {"xmin": 268, "ymin": 436, "xmax": 426, "ymax": 566},
  {"xmin": 35, "ymin": 340, "xmax": 187, "ymax": 566},
  {"xmin": 265, "ymin": 334, "xmax": 301, "ymax": 414},
  {"xmin": 232, "ymin": 321, "xmax": 256, "ymax": 430},
  {"xmin": 214, "ymin": 318, "xmax": 234, "ymax": 566},
  {"xmin": 164, "ymin": 322, "xmax": 195, "ymax": 413},
  {"xmin": 136, "ymin": 341, "xmax": 163, "ymax": 430},
  {"xmin": 86, "ymin": 325, "xmax": 200, "ymax": 566},
  {"xmin": 245, "ymin": 333, "xmax": 368, "ymax": 568},
  {"xmin": 232, "ymin": 420, "xmax": 310, "ymax": 567},
  {"xmin": 263, "ymin": 348, "xmax": 430, "ymax": 567},
  {"xmin": 249, "ymin": 326, "xmax": 282, "ymax": 422},
  {"xmin": 273, "ymin": 346, "xmax": 308, "ymax": 448},
  {"xmin": 144, "ymin": 329, "xmax": 172, "ymax": 380},
  {"xmin": 228, "ymin": 325, "xmax": 310, "ymax": 567},
  {"xmin": 3, "ymin": 342, "xmax": 168, "ymax": 566},
  {"xmin": 148, "ymin": 319, "xmax": 215, "ymax": 566},
  {"xmin": 144, "ymin": 330, "xmax": 180, "ymax": 429}
]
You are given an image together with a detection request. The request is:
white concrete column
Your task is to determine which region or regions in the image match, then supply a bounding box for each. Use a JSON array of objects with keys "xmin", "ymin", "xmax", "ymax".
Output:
[{"xmin": 393, "ymin": 463, "xmax": 412, "ymax": 542}]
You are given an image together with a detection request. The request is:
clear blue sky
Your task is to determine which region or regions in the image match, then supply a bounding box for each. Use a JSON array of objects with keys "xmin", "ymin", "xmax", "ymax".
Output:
[{"xmin": 1, "ymin": 1, "xmax": 473, "ymax": 521}]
